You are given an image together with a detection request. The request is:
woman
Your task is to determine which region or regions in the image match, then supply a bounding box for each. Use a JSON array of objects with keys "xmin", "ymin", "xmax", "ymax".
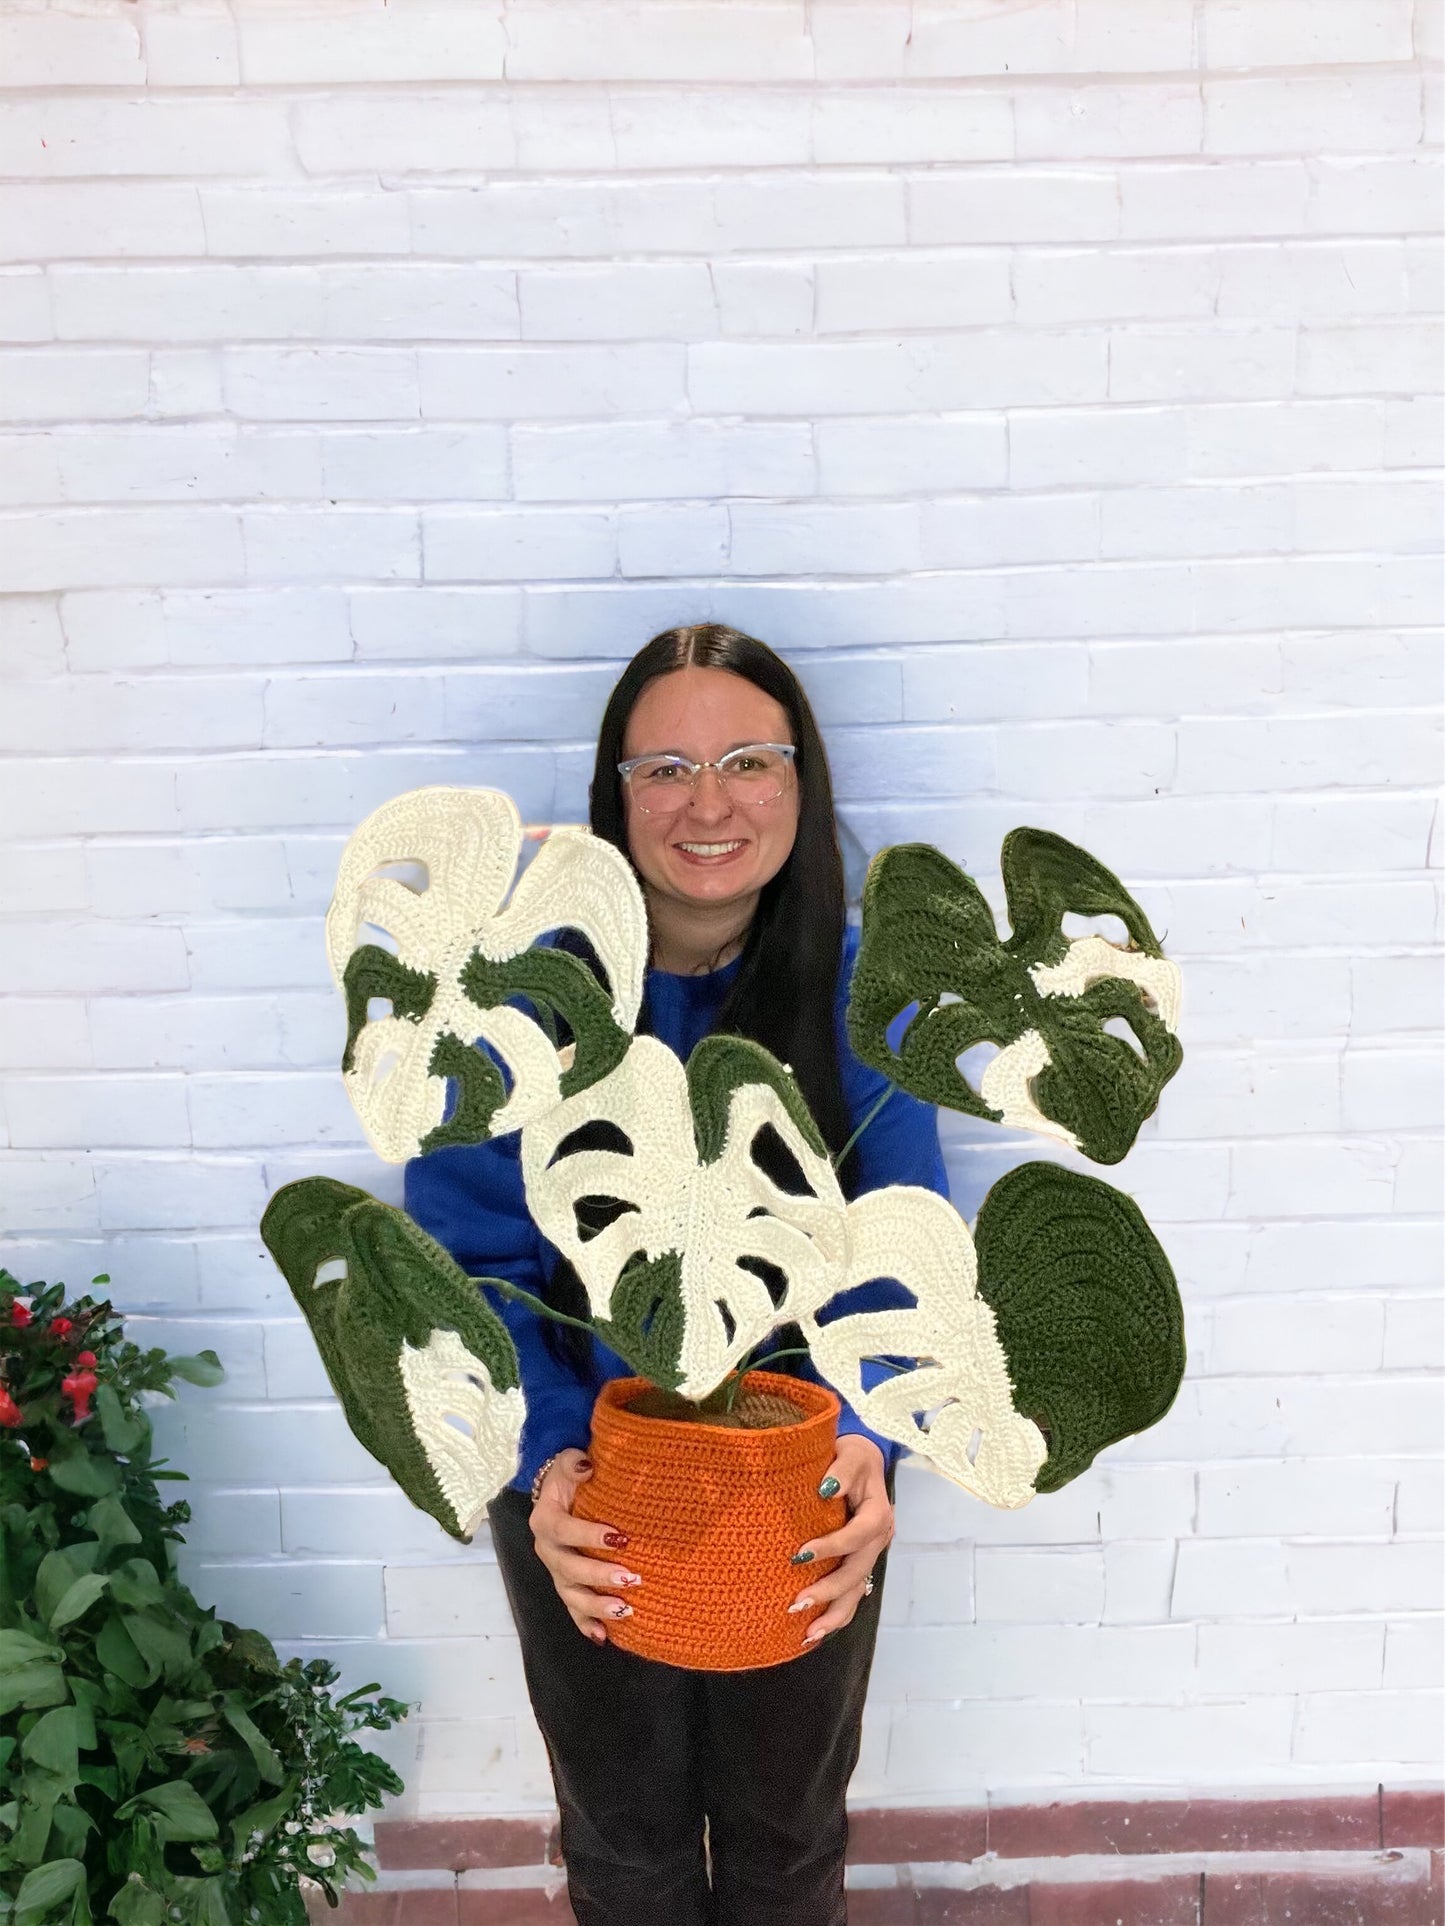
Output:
[{"xmin": 405, "ymin": 623, "xmax": 949, "ymax": 1926}]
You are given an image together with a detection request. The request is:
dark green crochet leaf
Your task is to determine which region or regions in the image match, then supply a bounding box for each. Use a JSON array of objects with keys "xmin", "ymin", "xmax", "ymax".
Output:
[
  {"xmin": 847, "ymin": 844, "xmax": 1011, "ymax": 1131},
  {"xmin": 340, "ymin": 945, "xmax": 436, "ymax": 1075},
  {"xmin": 973, "ymin": 1161, "xmax": 1184, "ymax": 1494},
  {"xmin": 847, "ymin": 832, "xmax": 1182, "ymax": 1164},
  {"xmin": 685, "ymin": 1033, "xmax": 828, "ymax": 1167},
  {"xmin": 260, "ymin": 1177, "xmax": 521, "ymax": 1540},
  {"xmin": 460, "ymin": 948, "xmax": 631, "ymax": 1099},
  {"xmin": 420, "ymin": 1031, "xmax": 509, "ymax": 1155},
  {"xmin": 1029, "ymin": 979, "xmax": 1180, "ymax": 1169},
  {"xmin": 1001, "ymin": 827, "xmax": 1165, "ymax": 969},
  {"xmin": 593, "ymin": 1250, "xmax": 686, "ymax": 1391}
]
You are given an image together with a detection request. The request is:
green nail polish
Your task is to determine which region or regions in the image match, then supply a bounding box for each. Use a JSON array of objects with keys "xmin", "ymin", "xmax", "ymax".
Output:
[
  {"xmin": 818, "ymin": 1476, "xmax": 841, "ymax": 1500},
  {"xmin": 790, "ymin": 1549, "xmax": 814, "ymax": 1565}
]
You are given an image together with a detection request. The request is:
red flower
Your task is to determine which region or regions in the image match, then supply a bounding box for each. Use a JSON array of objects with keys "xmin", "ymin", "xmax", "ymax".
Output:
[
  {"xmin": 61, "ymin": 1368, "xmax": 98, "ymax": 1425},
  {"xmin": 29, "ymin": 1457, "xmax": 47, "ymax": 1472},
  {"xmin": 0, "ymin": 1386, "xmax": 22, "ymax": 1427},
  {"xmin": 50, "ymin": 1317, "xmax": 73, "ymax": 1338},
  {"xmin": 9, "ymin": 1302, "xmax": 32, "ymax": 1329},
  {"xmin": 75, "ymin": 1351, "xmax": 96, "ymax": 1368}
]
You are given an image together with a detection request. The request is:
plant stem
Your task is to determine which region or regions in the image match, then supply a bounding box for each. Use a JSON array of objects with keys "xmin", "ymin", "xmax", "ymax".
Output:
[
  {"xmin": 833, "ymin": 1084, "xmax": 896, "ymax": 1172},
  {"xmin": 477, "ymin": 1276, "xmax": 599, "ymax": 1339},
  {"xmin": 723, "ymin": 1344, "xmax": 814, "ymax": 1412}
]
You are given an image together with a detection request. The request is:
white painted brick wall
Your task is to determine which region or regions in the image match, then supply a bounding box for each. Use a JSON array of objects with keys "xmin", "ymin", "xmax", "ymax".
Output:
[{"xmin": 0, "ymin": 0, "xmax": 1440, "ymax": 1818}]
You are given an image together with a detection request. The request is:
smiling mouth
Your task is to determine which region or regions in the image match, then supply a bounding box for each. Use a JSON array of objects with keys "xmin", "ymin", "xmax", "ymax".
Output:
[{"xmin": 674, "ymin": 840, "xmax": 748, "ymax": 859}]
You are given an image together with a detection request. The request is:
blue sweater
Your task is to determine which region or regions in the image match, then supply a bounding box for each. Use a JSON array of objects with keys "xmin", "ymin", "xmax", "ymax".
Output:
[{"xmin": 404, "ymin": 929, "xmax": 949, "ymax": 1492}]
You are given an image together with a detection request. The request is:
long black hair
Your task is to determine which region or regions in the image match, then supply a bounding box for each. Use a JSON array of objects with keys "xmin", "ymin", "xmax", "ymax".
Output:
[
  {"xmin": 588, "ymin": 622, "xmax": 851, "ymax": 1159},
  {"xmin": 543, "ymin": 623, "xmax": 853, "ymax": 1378}
]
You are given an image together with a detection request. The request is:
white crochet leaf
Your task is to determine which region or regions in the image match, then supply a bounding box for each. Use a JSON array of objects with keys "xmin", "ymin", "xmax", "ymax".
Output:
[
  {"xmin": 398, "ymin": 1328, "xmax": 526, "ymax": 1535},
  {"xmin": 803, "ymin": 1186, "xmax": 1048, "ymax": 1509},
  {"xmin": 520, "ymin": 1035, "xmax": 848, "ymax": 1400},
  {"xmin": 325, "ymin": 787, "xmax": 647, "ymax": 1162}
]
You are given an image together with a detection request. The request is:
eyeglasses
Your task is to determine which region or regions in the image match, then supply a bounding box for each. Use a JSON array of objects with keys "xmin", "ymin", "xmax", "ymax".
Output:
[{"xmin": 617, "ymin": 742, "xmax": 796, "ymax": 815}]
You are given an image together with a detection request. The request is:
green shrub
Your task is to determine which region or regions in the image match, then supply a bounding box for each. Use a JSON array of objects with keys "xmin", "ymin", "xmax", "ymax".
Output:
[{"xmin": 0, "ymin": 1273, "xmax": 407, "ymax": 1926}]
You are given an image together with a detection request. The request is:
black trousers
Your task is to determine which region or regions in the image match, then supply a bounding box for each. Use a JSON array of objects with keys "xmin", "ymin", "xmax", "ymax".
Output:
[{"xmin": 488, "ymin": 1488, "xmax": 889, "ymax": 1926}]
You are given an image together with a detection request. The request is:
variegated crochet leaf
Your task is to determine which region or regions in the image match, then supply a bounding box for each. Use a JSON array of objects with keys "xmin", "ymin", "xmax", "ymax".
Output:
[
  {"xmin": 521, "ymin": 1033, "xmax": 849, "ymax": 1400},
  {"xmin": 972, "ymin": 1160, "xmax": 1185, "ymax": 1493},
  {"xmin": 326, "ymin": 787, "xmax": 647, "ymax": 1162},
  {"xmin": 847, "ymin": 829, "xmax": 1182, "ymax": 1165},
  {"xmin": 802, "ymin": 1187, "xmax": 1048, "ymax": 1508},
  {"xmin": 259, "ymin": 1177, "xmax": 525, "ymax": 1541}
]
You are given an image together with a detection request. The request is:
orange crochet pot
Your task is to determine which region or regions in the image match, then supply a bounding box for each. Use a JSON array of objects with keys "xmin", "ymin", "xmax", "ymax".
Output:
[{"xmin": 572, "ymin": 1371, "xmax": 847, "ymax": 1672}]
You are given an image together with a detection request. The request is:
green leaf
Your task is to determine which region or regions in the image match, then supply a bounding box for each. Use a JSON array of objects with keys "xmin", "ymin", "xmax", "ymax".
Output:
[
  {"xmin": 45, "ymin": 1451, "xmax": 119, "ymax": 1498},
  {"xmin": 0, "ymin": 1663, "xmax": 67, "ymax": 1719},
  {"xmin": 220, "ymin": 1703, "xmax": 283, "ymax": 1787},
  {"xmin": 96, "ymin": 1385, "xmax": 148, "ymax": 1457},
  {"xmin": 48, "ymin": 1572, "xmax": 109, "ymax": 1634},
  {"xmin": 94, "ymin": 1617, "xmax": 151, "ymax": 1689},
  {"xmin": 167, "ymin": 1351, "xmax": 224, "ymax": 1388},
  {"xmin": 9, "ymin": 1783, "xmax": 62, "ymax": 1870},
  {"xmin": 122, "ymin": 1611, "xmax": 192, "ymax": 1681},
  {"xmin": 0, "ymin": 1632, "xmax": 60, "ymax": 1676},
  {"xmin": 78, "ymin": 1763, "xmax": 119, "ymax": 1802},
  {"xmin": 185, "ymin": 1879, "xmax": 231, "ymax": 1926},
  {"xmin": 115, "ymin": 1779, "xmax": 218, "ymax": 1844},
  {"xmin": 106, "ymin": 1879, "xmax": 163, "ymax": 1926},
  {"xmin": 106, "ymin": 1559, "xmax": 165, "ymax": 1612},
  {"xmin": 20, "ymin": 1707, "xmax": 81, "ymax": 1778},
  {"xmin": 13, "ymin": 1859, "xmax": 85, "ymax": 1926},
  {"xmin": 45, "ymin": 1800, "xmax": 92, "ymax": 1862},
  {"xmin": 228, "ymin": 1786, "xmax": 293, "ymax": 1856},
  {"xmin": 35, "ymin": 1548, "xmax": 97, "ymax": 1629},
  {"xmin": 86, "ymin": 1493, "xmax": 143, "ymax": 1553}
]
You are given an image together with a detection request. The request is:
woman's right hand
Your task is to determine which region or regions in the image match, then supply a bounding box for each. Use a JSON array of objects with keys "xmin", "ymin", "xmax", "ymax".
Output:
[{"xmin": 528, "ymin": 1448, "xmax": 641, "ymax": 1645}]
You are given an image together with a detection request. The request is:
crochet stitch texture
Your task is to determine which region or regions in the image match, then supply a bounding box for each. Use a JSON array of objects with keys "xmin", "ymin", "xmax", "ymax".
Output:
[
  {"xmin": 259, "ymin": 1176, "xmax": 524, "ymax": 1539},
  {"xmin": 847, "ymin": 829, "xmax": 1183, "ymax": 1165},
  {"xmin": 263, "ymin": 786, "xmax": 1190, "ymax": 1541}
]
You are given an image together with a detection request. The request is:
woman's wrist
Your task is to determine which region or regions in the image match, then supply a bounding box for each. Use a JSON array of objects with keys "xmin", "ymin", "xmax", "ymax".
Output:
[
  {"xmin": 529, "ymin": 1446, "xmax": 591, "ymax": 1505},
  {"xmin": 529, "ymin": 1453, "xmax": 564, "ymax": 1505}
]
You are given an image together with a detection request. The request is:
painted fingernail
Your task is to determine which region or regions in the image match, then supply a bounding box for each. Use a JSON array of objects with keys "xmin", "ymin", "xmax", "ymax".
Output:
[
  {"xmin": 577, "ymin": 1458, "xmax": 594, "ymax": 1472},
  {"xmin": 603, "ymin": 1531, "xmax": 629, "ymax": 1549},
  {"xmin": 804, "ymin": 1627, "xmax": 829, "ymax": 1644},
  {"xmin": 788, "ymin": 1597, "xmax": 814, "ymax": 1614},
  {"xmin": 611, "ymin": 1602, "xmax": 633, "ymax": 1619},
  {"xmin": 614, "ymin": 1571, "xmax": 641, "ymax": 1588},
  {"xmin": 790, "ymin": 1549, "xmax": 814, "ymax": 1565},
  {"xmin": 588, "ymin": 1628, "xmax": 606, "ymax": 1645},
  {"xmin": 818, "ymin": 1476, "xmax": 841, "ymax": 1499}
]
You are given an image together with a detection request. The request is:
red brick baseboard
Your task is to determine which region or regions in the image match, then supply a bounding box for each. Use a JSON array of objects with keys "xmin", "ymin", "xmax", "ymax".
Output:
[{"xmin": 311, "ymin": 1788, "xmax": 1444, "ymax": 1925}]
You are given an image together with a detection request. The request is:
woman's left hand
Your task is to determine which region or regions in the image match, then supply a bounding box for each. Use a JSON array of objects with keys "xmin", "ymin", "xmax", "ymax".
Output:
[{"xmin": 787, "ymin": 1433, "xmax": 894, "ymax": 1644}]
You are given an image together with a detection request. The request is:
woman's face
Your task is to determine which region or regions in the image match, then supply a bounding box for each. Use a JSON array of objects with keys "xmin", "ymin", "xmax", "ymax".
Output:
[{"xmin": 620, "ymin": 665, "xmax": 800, "ymax": 919}]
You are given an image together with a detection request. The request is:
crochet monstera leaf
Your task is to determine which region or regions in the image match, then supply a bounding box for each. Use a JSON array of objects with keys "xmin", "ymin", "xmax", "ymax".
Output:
[
  {"xmin": 327, "ymin": 787, "xmax": 647, "ymax": 1162},
  {"xmin": 803, "ymin": 1186, "xmax": 1048, "ymax": 1508},
  {"xmin": 804, "ymin": 1161, "xmax": 1184, "ymax": 1502},
  {"xmin": 972, "ymin": 1160, "xmax": 1185, "ymax": 1492},
  {"xmin": 847, "ymin": 830, "xmax": 1182, "ymax": 1164},
  {"xmin": 260, "ymin": 1176, "xmax": 525, "ymax": 1540},
  {"xmin": 522, "ymin": 1033, "xmax": 849, "ymax": 1399}
]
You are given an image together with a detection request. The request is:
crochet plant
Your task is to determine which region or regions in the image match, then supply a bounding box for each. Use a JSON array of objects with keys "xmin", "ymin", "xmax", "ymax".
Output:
[{"xmin": 262, "ymin": 787, "xmax": 1186, "ymax": 1540}]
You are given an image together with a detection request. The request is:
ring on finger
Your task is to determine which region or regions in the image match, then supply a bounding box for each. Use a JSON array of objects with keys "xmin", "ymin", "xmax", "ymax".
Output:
[{"xmin": 862, "ymin": 1573, "xmax": 875, "ymax": 1597}]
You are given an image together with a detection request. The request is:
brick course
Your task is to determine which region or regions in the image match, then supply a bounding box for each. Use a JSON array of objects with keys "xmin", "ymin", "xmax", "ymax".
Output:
[{"xmin": 0, "ymin": 0, "xmax": 1439, "ymax": 1822}]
